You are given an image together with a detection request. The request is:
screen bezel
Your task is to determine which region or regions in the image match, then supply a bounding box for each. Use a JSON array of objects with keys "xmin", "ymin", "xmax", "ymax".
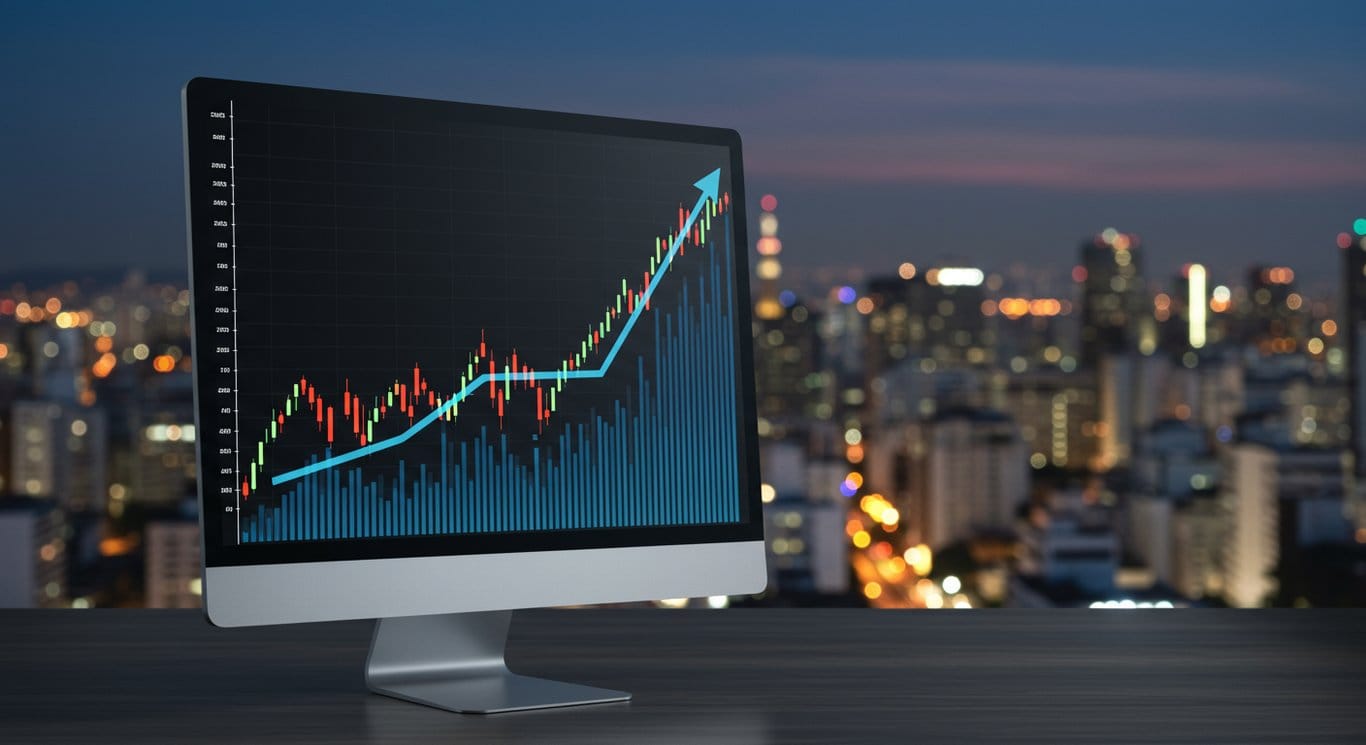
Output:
[{"xmin": 184, "ymin": 77, "xmax": 764, "ymax": 569}]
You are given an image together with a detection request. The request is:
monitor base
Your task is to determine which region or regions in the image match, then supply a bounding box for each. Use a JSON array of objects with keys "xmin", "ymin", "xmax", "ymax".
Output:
[{"xmin": 365, "ymin": 610, "xmax": 631, "ymax": 714}]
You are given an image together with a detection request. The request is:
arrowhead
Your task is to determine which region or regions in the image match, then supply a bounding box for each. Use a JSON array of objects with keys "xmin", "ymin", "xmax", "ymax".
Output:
[{"xmin": 694, "ymin": 168, "xmax": 721, "ymax": 203}]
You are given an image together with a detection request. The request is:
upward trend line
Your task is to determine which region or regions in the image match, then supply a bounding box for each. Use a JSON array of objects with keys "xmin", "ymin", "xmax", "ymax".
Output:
[{"xmin": 271, "ymin": 168, "xmax": 722, "ymax": 487}]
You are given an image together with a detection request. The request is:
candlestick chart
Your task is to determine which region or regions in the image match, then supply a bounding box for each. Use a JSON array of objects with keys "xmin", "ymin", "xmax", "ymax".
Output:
[{"xmin": 191, "ymin": 93, "xmax": 747, "ymax": 547}]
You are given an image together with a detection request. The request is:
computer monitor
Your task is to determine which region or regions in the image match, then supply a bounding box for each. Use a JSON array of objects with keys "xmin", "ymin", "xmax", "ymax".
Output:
[{"xmin": 182, "ymin": 78, "xmax": 766, "ymax": 713}]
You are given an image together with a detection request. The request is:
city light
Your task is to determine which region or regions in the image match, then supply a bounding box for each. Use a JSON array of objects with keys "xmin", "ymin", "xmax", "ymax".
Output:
[
  {"xmin": 1188, "ymin": 263, "xmax": 1207, "ymax": 349},
  {"xmin": 1263, "ymin": 266, "xmax": 1294, "ymax": 285},
  {"xmin": 903, "ymin": 544, "xmax": 932, "ymax": 576},
  {"xmin": 756, "ymin": 257, "xmax": 782, "ymax": 279},
  {"xmin": 1088, "ymin": 600, "xmax": 1175, "ymax": 609},
  {"xmin": 4, "ymin": 142, "xmax": 1364, "ymax": 618},
  {"xmin": 930, "ymin": 267, "xmax": 985, "ymax": 287},
  {"xmin": 756, "ymin": 236, "xmax": 782, "ymax": 256}
]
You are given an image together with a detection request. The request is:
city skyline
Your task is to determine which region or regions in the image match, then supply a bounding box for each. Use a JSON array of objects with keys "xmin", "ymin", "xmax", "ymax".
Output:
[
  {"xmin": 3, "ymin": 2, "xmax": 1366, "ymax": 612},
  {"xmin": 4, "ymin": 2, "xmax": 1366, "ymax": 284},
  {"xmin": 4, "ymin": 218, "xmax": 1366, "ymax": 609}
]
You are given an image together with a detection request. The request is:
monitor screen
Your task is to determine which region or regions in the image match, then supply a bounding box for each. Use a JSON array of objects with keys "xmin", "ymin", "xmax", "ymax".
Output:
[{"xmin": 184, "ymin": 79, "xmax": 761, "ymax": 568}]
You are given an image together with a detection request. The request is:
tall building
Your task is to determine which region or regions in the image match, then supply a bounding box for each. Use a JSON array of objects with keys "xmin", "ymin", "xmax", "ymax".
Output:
[
  {"xmin": 1132, "ymin": 419, "xmax": 1219, "ymax": 498},
  {"xmin": 911, "ymin": 408, "xmax": 1028, "ymax": 549},
  {"xmin": 996, "ymin": 367, "xmax": 1099, "ymax": 470},
  {"xmin": 759, "ymin": 440, "xmax": 850, "ymax": 597},
  {"xmin": 750, "ymin": 194, "xmax": 829, "ymax": 435},
  {"xmin": 129, "ymin": 396, "xmax": 198, "ymax": 505},
  {"xmin": 753, "ymin": 297, "xmax": 825, "ymax": 435},
  {"xmin": 1171, "ymin": 494, "xmax": 1226, "ymax": 600},
  {"xmin": 986, "ymin": 294, "xmax": 1077, "ymax": 371},
  {"xmin": 1078, "ymin": 228, "xmax": 1146, "ymax": 368},
  {"xmin": 752, "ymin": 193, "xmax": 784, "ymax": 322},
  {"xmin": 1156, "ymin": 264, "xmax": 1211, "ymax": 356},
  {"xmin": 865, "ymin": 266, "xmax": 990, "ymax": 375},
  {"xmin": 0, "ymin": 499, "xmax": 66, "ymax": 608},
  {"xmin": 1220, "ymin": 442, "xmax": 1278, "ymax": 608},
  {"xmin": 10, "ymin": 400, "xmax": 107, "ymax": 512},
  {"xmin": 763, "ymin": 495, "xmax": 850, "ymax": 597},
  {"xmin": 1235, "ymin": 264, "xmax": 1306, "ymax": 353},
  {"xmin": 145, "ymin": 519, "xmax": 202, "ymax": 608},
  {"xmin": 1343, "ymin": 223, "xmax": 1366, "ymax": 484},
  {"xmin": 1017, "ymin": 510, "xmax": 1119, "ymax": 599}
]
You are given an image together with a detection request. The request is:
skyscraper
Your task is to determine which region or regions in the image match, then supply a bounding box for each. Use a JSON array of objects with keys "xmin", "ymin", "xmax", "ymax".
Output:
[
  {"xmin": 0, "ymin": 499, "xmax": 66, "ymax": 608},
  {"xmin": 752, "ymin": 193, "xmax": 784, "ymax": 322},
  {"xmin": 750, "ymin": 194, "xmax": 828, "ymax": 434},
  {"xmin": 145, "ymin": 519, "xmax": 202, "ymax": 608},
  {"xmin": 1344, "ymin": 224, "xmax": 1366, "ymax": 481},
  {"xmin": 1079, "ymin": 228, "xmax": 1145, "ymax": 368},
  {"xmin": 865, "ymin": 265, "xmax": 990, "ymax": 377},
  {"xmin": 1342, "ymin": 222, "xmax": 1366, "ymax": 535},
  {"xmin": 10, "ymin": 400, "xmax": 107, "ymax": 512},
  {"xmin": 913, "ymin": 408, "xmax": 1028, "ymax": 550},
  {"xmin": 1220, "ymin": 442, "xmax": 1279, "ymax": 608}
]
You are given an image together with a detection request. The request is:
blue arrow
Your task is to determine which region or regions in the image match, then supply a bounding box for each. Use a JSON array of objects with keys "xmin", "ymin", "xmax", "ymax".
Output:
[{"xmin": 271, "ymin": 168, "xmax": 722, "ymax": 487}]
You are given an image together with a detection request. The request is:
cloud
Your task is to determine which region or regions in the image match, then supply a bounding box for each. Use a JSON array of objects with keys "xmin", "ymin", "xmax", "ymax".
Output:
[
  {"xmin": 737, "ymin": 57, "xmax": 1325, "ymax": 110},
  {"xmin": 672, "ymin": 57, "xmax": 1366, "ymax": 191}
]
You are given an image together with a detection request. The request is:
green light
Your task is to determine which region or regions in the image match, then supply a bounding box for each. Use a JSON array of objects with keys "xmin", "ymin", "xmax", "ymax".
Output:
[{"xmin": 1354, "ymin": 217, "xmax": 1366, "ymax": 236}]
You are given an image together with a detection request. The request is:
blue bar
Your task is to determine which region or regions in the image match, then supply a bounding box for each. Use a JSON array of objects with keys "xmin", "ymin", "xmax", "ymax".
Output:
[
  {"xmin": 418, "ymin": 463, "xmax": 427, "ymax": 535},
  {"xmin": 637, "ymin": 358, "xmax": 646, "ymax": 528},
  {"xmin": 532, "ymin": 446, "xmax": 541, "ymax": 531},
  {"xmin": 460, "ymin": 440, "xmax": 469, "ymax": 533},
  {"xmin": 499, "ymin": 433, "xmax": 508, "ymax": 534},
  {"xmin": 682, "ymin": 282, "xmax": 693, "ymax": 525},
  {"xmin": 594, "ymin": 414, "xmax": 603, "ymax": 529},
  {"xmin": 577, "ymin": 422, "xmax": 587, "ymax": 529},
  {"xmin": 440, "ymin": 430, "xmax": 449, "ymax": 534}
]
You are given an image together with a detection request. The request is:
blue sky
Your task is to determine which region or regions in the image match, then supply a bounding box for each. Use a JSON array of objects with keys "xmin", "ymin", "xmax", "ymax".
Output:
[{"xmin": 3, "ymin": 1, "xmax": 1364, "ymax": 289}]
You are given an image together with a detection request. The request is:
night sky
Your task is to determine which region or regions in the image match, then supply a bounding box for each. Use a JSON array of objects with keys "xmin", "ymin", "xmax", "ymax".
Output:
[{"xmin": 4, "ymin": 1, "xmax": 1364, "ymax": 290}]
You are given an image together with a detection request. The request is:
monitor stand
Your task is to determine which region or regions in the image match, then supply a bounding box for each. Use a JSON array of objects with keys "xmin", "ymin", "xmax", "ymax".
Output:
[{"xmin": 365, "ymin": 610, "xmax": 631, "ymax": 714}]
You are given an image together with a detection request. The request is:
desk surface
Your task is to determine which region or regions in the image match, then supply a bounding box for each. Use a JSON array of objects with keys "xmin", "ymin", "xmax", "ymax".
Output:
[{"xmin": 1, "ymin": 609, "xmax": 1363, "ymax": 744}]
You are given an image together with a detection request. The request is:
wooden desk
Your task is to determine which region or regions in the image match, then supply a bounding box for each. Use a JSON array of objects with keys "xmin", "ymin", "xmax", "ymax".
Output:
[{"xmin": 1, "ymin": 609, "xmax": 1362, "ymax": 743}]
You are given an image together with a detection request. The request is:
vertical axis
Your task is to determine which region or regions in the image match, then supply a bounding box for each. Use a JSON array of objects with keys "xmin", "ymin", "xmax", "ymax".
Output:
[{"xmin": 229, "ymin": 99, "xmax": 242, "ymax": 543}]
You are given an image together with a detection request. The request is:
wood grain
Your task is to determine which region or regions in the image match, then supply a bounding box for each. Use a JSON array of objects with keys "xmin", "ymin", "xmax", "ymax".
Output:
[{"xmin": 1, "ymin": 609, "xmax": 1362, "ymax": 743}]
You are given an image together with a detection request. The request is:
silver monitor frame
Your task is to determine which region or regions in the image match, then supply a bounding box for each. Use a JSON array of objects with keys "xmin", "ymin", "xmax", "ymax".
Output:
[
  {"xmin": 203, "ymin": 541, "xmax": 765, "ymax": 628},
  {"xmin": 183, "ymin": 79, "xmax": 766, "ymax": 713}
]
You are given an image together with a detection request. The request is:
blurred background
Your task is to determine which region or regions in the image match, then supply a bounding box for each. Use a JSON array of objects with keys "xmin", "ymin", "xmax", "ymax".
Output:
[{"xmin": 2, "ymin": 1, "xmax": 1365, "ymax": 609}]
